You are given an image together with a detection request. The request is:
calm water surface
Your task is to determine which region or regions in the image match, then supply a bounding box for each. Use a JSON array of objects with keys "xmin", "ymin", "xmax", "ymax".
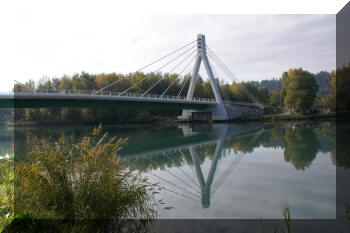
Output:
[{"xmin": 3, "ymin": 120, "xmax": 338, "ymax": 219}]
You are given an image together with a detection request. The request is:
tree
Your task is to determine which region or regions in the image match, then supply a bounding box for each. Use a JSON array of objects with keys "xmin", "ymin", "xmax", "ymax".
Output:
[
  {"xmin": 269, "ymin": 90, "xmax": 282, "ymax": 107},
  {"xmin": 336, "ymin": 63, "xmax": 350, "ymax": 111},
  {"xmin": 58, "ymin": 75, "xmax": 73, "ymax": 89},
  {"xmin": 95, "ymin": 73, "xmax": 118, "ymax": 90},
  {"xmin": 283, "ymin": 127, "xmax": 319, "ymax": 170},
  {"xmin": 281, "ymin": 68, "xmax": 318, "ymax": 113},
  {"xmin": 314, "ymin": 71, "xmax": 330, "ymax": 97},
  {"xmin": 37, "ymin": 76, "xmax": 53, "ymax": 90}
]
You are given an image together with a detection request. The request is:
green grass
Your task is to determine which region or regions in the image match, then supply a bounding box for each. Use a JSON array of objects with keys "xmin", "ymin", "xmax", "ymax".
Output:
[
  {"xmin": 262, "ymin": 113, "xmax": 335, "ymax": 121},
  {"xmin": 0, "ymin": 156, "xmax": 14, "ymax": 232}
]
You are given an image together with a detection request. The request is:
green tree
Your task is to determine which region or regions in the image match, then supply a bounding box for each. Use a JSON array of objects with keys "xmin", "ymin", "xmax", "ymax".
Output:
[
  {"xmin": 336, "ymin": 63, "xmax": 350, "ymax": 111},
  {"xmin": 281, "ymin": 68, "xmax": 318, "ymax": 112},
  {"xmin": 269, "ymin": 90, "xmax": 282, "ymax": 107},
  {"xmin": 317, "ymin": 70, "xmax": 335, "ymax": 112},
  {"xmin": 283, "ymin": 127, "xmax": 319, "ymax": 170}
]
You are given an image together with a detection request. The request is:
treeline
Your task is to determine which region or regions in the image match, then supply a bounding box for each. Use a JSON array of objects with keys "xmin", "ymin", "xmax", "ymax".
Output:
[
  {"xmin": 6, "ymin": 64, "xmax": 346, "ymax": 124},
  {"xmin": 250, "ymin": 71, "xmax": 330, "ymax": 95},
  {"xmin": 12, "ymin": 71, "xmax": 271, "ymax": 124},
  {"xmin": 129, "ymin": 122, "xmax": 338, "ymax": 171},
  {"xmin": 14, "ymin": 71, "xmax": 272, "ymax": 103}
]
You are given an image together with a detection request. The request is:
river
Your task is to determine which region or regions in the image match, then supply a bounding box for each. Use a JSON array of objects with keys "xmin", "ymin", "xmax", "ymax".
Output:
[{"xmin": 2, "ymin": 120, "xmax": 342, "ymax": 219}]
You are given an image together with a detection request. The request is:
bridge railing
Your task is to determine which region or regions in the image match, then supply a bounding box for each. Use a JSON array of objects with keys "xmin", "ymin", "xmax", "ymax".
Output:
[
  {"xmin": 10, "ymin": 88, "xmax": 263, "ymax": 107},
  {"xmin": 11, "ymin": 88, "xmax": 217, "ymax": 104}
]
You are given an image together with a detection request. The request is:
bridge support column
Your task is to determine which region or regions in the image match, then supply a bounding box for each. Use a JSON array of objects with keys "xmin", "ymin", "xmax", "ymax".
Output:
[
  {"xmin": 189, "ymin": 124, "xmax": 228, "ymax": 208},
  {"xmin": 179, "ymin": 34, "xmax": 229, "ymax": 121}
]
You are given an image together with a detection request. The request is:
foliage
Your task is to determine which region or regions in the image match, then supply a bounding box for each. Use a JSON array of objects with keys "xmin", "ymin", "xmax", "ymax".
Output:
[
  {"xmin": 7, "ymin": 66, "xmax": 337, "ymax": 125},
  {"xmin": 0, "ymin": 109, "xmax": 13, "ymax": 125},
  {"xmin": 250, "ymin": 78, "xmax": 282, "ymax": 91},
  {"xmin": 335, "ymin": 63, "xmax": 350, "ymax": 111},
  {"xmin": 314, "ymin": 71, "xmax": 330, "ymax": 97},
  {"xmin": 282, "ymin": 127, "xmax": 319, "ymax": 170},
  {"xmin": 15, "ymin": 125, "xmax": 165, "ymax": 221},
  {"xmin": 317, "ymin": 70, "xmax": 336, "ymax": 111},
  {"xmin": 11, "ymin": 71, "xmax": 273, "ymax": 124},
  {"xmin": 269, "ymin": 90, "xmax": 282, "ymax": 107},
  {"xmin": 334, "ymin": 121, "xmax": 350, "ymax": 170},
  {"xmin": 0, "ymin": 156, "xmax": 14, "ymax": 232},
  {"xmin": 282, "ymin": 207, "xmax": 294, "ymax": 233},
  {"xmin": 281, "ymin": 68, "xmax": 318, "ymax": 112},
  {"xmin": 263, "ymin": 113, "xmax": 335, "ymax": 121}
]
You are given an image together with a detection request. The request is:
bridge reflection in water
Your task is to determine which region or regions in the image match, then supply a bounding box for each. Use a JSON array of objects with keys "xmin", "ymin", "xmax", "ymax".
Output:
[
  {"xmin": 121, "ymin": 124, "xmax": 264, "ymax": 209},
  {"xmin": 7, "ymin": 121, "xmax": 337, "ymax": 219}
]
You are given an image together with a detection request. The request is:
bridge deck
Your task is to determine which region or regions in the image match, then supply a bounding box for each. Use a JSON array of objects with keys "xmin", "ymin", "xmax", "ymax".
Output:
[{"xmin": 0, "ymin": 89, "xmax": 260, "ymax": 109}]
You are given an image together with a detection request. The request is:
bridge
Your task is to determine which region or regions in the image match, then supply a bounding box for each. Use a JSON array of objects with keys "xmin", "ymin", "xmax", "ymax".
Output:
[
  {"xmin": 121, "ymin": 124, "xmax": 264, "ymax": 208},
  {"xmin": 0, "ymin": 34, "xmax": 263, "ymax": 120}
]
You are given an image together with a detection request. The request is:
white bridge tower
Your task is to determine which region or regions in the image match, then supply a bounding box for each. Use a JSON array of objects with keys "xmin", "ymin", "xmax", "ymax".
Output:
[{"xmin": 179, "ymin": 34, "xmax": 230, "ymax": 121}]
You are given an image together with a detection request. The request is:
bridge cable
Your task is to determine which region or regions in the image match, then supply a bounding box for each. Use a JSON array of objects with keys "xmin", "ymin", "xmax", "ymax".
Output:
[
  {"xmin": 211, "ymin": 147, "xmax": 226, "ymax": 183},
  {"xmin": 208, "ymin": 54, "xmax": 244, "ymax": 103},
  {"xmin": 208, "ymin": 47, "xmax": 253, "ymax": 97},
  {"xmin": 210, "ymin": 133, "xmax": 259, "ymax": 194},
  {"xmin": 162, "ymin": 151, "xmax": 201, "ymax": 189},
  {"xmin": 207, "ymin": 51, "xmax": 257, "ymax": 104},
  {"xmin": 208, "ymin": 57, "xmax": 231, "ymax": 103},
  {"xmin": 119, "ymin": 45, "xmax": 197, "ymax": 96},
  {"xmin": 207, "ymin": 52, "xmax": 257, "ymax": 104},
  {"xmin": 211, "ymin": 151, "xmax": 243, "ymax": 191},
  {"xmin": 211, "ymin": 153, "xmax": 244, "ymax": 196},
  {"xmin": 211, "ymin": 131, "xmax": 263, "ymax": 197},
  {"xmin": 145, "ymin": 154, "xmax": 201, "ymax": 195},
  {"xmin": 161, "ymin": 54, "xmax": 197, "ymax": 96},
  {"xmin": 207, "ymin": 51, "xmax": 252, "ymax": 101},
  {"xmin": 179, "ymin": 149, "xmax": 201, "ymax": 184},
  {"xmin": 210, "ymin": 150, "xmax": 227, "ymax": 192},
  {"xmin": 144, "ymin": 181, "xmax": 199, "ymax": 203},
  {"xmin": 206, "ymin": 48, "xmax": 258, "ymax": 104},
  {"xmin": 176, "ymin": 75, "xmax": 191, "ymax": 98},
  {"xmin": 142, "ymin": 49, "xmax": 197, "ymax": 96},
  {"xmin": 206, "ymin": 47, "xmax": 260, "ymax": 105},
  {"xmin": 210, "ymin": 146, "xmax": 246, "ymax": 194},
  {"xmin": 148, "ymin": 171, "xmax": 201, "ymax": 199},
  {"xmin": 211, "ymin": 150, "xmax": 245, "ymax": 194},
  {"xmin": 96, "ymin": 40, "xmax": 197, "ymax": 93}
]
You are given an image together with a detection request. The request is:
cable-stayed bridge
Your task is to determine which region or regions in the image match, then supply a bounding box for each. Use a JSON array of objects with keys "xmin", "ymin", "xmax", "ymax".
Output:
[
  {"xmin": 122, "ymin": 124, "xmax": 264, "ymax": 208},
  {"xmin": 0, "ymin": 34, "xmax": 263, "ymax": 120}
]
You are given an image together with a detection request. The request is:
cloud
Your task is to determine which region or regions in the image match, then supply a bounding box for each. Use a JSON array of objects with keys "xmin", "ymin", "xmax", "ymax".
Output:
[{"xmin": 0, "ymin": 11, "xmax": 335, "ymax": 91}]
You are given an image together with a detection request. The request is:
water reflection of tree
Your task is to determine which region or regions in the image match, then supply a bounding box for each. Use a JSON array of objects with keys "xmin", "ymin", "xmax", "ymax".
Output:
[
  {"xmin": 12, "ymin": 126, "xmax": 163, "ymax": 232},
  {"xmin": 282, "ymin": 127, "xmax": 319, "ymax": 170},
  {"xmin": 335, "ymin": 122, "xmax": 350, "ymax": 169},
  {"xmin": 12, "ymin": 122, "xmax": 340, "ymax": 173},
  {"xmin": 127, "ymin": 124, "xmax": 334, "ymax": 172}
]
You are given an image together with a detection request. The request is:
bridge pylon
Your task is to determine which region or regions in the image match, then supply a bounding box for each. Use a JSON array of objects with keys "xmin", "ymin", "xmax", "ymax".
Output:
[{"xmin": 179, "ymin": 34, "xmax": 230, "ymax": 121}]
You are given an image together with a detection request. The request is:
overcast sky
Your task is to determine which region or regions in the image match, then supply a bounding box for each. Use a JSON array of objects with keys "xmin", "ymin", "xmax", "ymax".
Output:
[{"xmin": 0, "ymin": 9, "xmax": 335, "ymax": 91}]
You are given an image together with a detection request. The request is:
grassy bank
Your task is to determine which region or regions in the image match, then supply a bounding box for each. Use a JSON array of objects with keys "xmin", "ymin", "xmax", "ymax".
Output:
[
  {"xmin": 262, "ymin": 113, "xmax": 336, "ymax": 121},
  {"xmin": 2, "ymin": 113, "xmax": 338, "ymax": 126},
  {"xmin": 9, "ymin": 116, "xmax": 177, "ymax": 127}
]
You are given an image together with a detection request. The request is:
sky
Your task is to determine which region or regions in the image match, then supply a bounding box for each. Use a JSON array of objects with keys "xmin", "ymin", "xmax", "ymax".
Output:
[{"xmin": 0, "ymin": 2, "xmax": 337, "ymax": 92}]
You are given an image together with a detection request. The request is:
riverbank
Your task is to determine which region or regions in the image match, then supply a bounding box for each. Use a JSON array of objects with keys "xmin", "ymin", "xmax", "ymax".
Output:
[
  {"xmin": 2, "ymin": 111, "xmax": 339, "ymax": 126},
  {"xmin": 262, "ymin": 113, "xmax": 336, "ymax": 121},
  {"xmin": 7, "ymin": 116, "xmax": 177, "ymax": 127}
]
